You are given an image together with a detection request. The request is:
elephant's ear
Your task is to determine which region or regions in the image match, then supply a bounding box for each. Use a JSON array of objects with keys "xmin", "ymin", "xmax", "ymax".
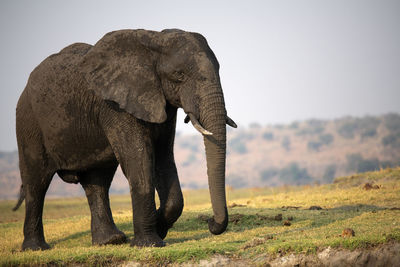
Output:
[{"xmin": 80, "ymin": 30, "xmax": 167, "ymax": 123}]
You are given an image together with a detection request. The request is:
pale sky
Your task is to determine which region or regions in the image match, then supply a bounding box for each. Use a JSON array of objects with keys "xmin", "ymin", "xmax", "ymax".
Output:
[{"xmin": 1, "ymin": 0, "xmax": 399, "ymax": 151}]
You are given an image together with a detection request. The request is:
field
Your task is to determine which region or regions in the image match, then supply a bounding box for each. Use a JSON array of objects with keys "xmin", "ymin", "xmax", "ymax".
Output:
[{"xmin": 1, "ymin": 168, "xmax": 400, "ymax": 266}]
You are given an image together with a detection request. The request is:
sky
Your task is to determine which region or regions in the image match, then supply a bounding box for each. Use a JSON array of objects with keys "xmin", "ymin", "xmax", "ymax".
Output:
[{"xmin": 0, "ymin": 0, "xmax": 399, "ymax": 151}]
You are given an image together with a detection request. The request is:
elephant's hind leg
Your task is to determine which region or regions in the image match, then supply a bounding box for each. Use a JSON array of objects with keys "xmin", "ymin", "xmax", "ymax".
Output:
[
  {"xmin": 20, "ymin": 167, "xmax": 54, "ymax": 251},
  {"xmin": 17, "ymin": 101, "xmax": 55, "ymax": 251},
  {"xmin": 80, "ymin": 164, "xmax": 127, "ymax": 245}
]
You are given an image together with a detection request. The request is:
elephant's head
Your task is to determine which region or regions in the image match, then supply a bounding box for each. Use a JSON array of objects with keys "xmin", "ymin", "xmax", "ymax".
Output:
[{"xmin": 81, "ymin": 29, "xmax": 236, "ymax": 235}]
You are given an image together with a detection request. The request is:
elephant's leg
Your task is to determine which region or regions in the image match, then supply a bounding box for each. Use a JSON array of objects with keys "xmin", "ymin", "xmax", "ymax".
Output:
[
  {"xmin": 21, "ymin": 169, "xmax": 53, "ymax": 251},
  {"xmin": 125, "ymin": 144, "xmax": 164, "ymax": 247},
  {"xmin": 80, "ymin": 164, "xmax": 126, "ymax": 245},
  {"xmin": 16, "ymin": 108, "xmax": 55, "ymax": 251},
  {"xmin": 104, "ymin": 127, "xmax": 163, "ymax": 246},
  {"xmin": 155, "ymin": 156, "xmax": 184, "ymax": 240},
  {"xmin": 18, "ymin": 142, "xmax": 54, "ymax": 251},
  {"xmin": 102, "ymin": 110, "xmax": 164, "ymax": 247}
]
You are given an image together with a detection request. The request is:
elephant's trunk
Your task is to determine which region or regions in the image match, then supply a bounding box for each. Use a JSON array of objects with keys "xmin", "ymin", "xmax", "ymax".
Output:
[{"xmin": 199, "ymin": 89, "xmax": 228, "ymax": 235}]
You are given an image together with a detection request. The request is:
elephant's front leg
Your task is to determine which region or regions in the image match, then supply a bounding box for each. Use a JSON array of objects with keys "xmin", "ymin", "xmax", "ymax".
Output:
[
  {"xmin": 155, "ymin": 155, "xmax": 184, "ymax": 240},
  {"xmin": 127, "ymin": 144, "xmax": 164, "ymax": 247},
  {"xmin": 103, "ymin": 112, "xmax": 164, "ymax": 247},
  {"xmin": 113, "ymin": 136, "xmax": 163, "ymax": 247}
]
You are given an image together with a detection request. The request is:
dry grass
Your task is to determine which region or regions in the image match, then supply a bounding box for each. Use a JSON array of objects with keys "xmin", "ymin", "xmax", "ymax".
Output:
[{"xmin": 1, "ymin": 168, "xmax": 399, "ymax": 265}]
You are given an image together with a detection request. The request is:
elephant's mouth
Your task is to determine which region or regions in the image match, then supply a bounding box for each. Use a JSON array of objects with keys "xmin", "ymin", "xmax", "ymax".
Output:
[
  {"xmin": 184, "ymin": 113, "xmax": 237, "ymax": 135},
  {"xmin": 184, "ymin": 113, "xmax": 213, "ymax": 135}
]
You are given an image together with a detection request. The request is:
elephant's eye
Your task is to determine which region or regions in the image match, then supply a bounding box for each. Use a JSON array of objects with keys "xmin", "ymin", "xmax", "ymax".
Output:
[{"xmin": 173, "ymin": 71, "xmax": 185, "ymax": 82}]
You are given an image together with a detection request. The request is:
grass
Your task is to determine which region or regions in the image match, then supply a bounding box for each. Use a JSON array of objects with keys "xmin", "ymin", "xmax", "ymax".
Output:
[{"xmin": 1, "ymin": 167, "xmax": 400, "ymax": 266}]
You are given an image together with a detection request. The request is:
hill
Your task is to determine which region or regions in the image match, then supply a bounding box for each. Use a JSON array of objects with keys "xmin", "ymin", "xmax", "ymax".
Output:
[
  {"xmin": 1, "ymin": 113, "xmax": 400, "ymax": 199},
  {"xmin": 1, "ymin": 168, "xmax": 399, "ymax": 266},
  {"xmin": 168, "ymin": 113, "xmax": 400, "ymax": 189}
]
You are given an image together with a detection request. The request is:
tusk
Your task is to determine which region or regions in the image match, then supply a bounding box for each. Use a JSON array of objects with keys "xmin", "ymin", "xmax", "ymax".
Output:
[
  {"xmin": 184, "ymin": 115, "xmax": 190, "ymax": 124},
  {"xmin": 226, "ymin": 116, "xmax": 237, "ymax": 128},
  {"xmin": 188, "ymin": 113, "xmax": 213, "ymax": 136}
]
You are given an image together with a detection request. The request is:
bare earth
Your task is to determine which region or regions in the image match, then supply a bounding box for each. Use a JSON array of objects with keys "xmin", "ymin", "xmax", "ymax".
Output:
[{"xmin": 121, "ymin": 242, "xmax": 400, "ymax": 267}]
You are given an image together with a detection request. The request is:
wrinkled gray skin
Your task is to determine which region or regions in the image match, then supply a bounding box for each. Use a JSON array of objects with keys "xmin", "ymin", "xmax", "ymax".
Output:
[{"xmin": 15, "ymin": 29, "xmax": 236, "ymax": 250}]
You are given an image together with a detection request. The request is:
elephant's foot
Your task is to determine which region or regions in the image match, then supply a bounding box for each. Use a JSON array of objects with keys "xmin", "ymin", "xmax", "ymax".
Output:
[
  {"xmin": 22, "ymin": 238, "xmax": 50, "ymax": 251},
  {"xmin": 92, "ymin": 229, "xmax": 127, "ymax": 246},
  {"xmin": 156, "ymin": 222, "xmax": 169, "ymax": 240},
  {"xmin": 156, "ymin": 210, "xmax": 172, "ymax": 240},
  {"xmin": 130, "ymin": 233, "xmax": 165, "ymax": 247}
]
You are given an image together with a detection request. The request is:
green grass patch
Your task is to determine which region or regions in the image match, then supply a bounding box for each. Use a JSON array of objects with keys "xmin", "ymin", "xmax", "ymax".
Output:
[{"xmin": 1, "ymin": 168, "xmax": 400, "ymax": 265}]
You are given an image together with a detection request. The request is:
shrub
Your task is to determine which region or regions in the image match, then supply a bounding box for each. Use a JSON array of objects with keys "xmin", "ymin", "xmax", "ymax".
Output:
[
  {"xmin": 346, "ymin": 153, "xmax": 380, "ymax": 173},
  {"xmin": 323, "ymin": 164, "xmax": 336, "ymax": 183},
  {"xmin": 260, "ymin": 168, "xmax": 279, "ymax": 182},
  {"xmin": 228, "ymin": 132, "xmax": 255, "ymax": 154},
  {"xmin": 0, "ymin": 151, "xmax": 18, "ymax": 171},
  {"xmin": 281, "ymin": 136, "xmax": 291, "ymax": 151},
  {"xmin": 307, "ymin": 134, "xmax": 333, "ymax": 152},
  {"xmin": 227, "ymin": 174, "xmax": 248, "ymax": 188},
  {"xmin": 182, "ymin": 154, "xmax": 197, "ymax": 167},
  {"xmin": 289, "ymin": 122, "xmax": 299, "ymax": 129},
  {"xmin": 384, "ymin": 113, "xmax": 400, "ymax": 133},
  {"xmin": 338, "ymin": 121, "xmax": 357, "ymax": 139},
  {"xmin": 319, "ymin": 134, "xmax": 334, "ymax": 145},
  {"xmin": 359, "ymin": 116, "xmax": 381, "ymax": 139},
  {"xmin": 296, "ymin": 120, "xmax": 325, "ymax": 136},
  {"xmin": 382, "ymin": 133, "xmax": 400, "ymax": 148},
  {"xmin": 278, "ymin": 163, "xmax": 313, "ymax": 185},
  {"xmin": 346, "ymin": 153, "xmax": 363, "ymax": 172},
  {"xmin": 241, "ymin": 132, "xmax": 255, "ymax": 141},
  {"xmin": 181, "ymin": 182, "xmax": 199, "ymax": 189},
  {"xmin": 307, "ymin": 141, "xmax": 322, "ymax": 152},
  {"xmin": 229, "ymin": 137, "xmax": 248, "ymax": 154},
  {"xmin": 262, "ymin": 132, "xmax": 274, "ymax": 140},
  {"xmin": 361, "ymin": 128, "xmax": 377, "ymax": 139},
  {"xmin": 180, "ymin": 139, "xmax": 199, "ymax": 152},
  {"xmin": 380, "ymin": 160, "xmax": 400, "ymax": 168},
  {"xmin": 336, "ymin": 116, "xmax": 381, "ymax": 139},
  {"xmin": 357, "ymin": 158, "xmax": 380, "ymax": 172},
  {"xmin": 307, "ymin": 119, "xmax": 325, "ymax": 128}
]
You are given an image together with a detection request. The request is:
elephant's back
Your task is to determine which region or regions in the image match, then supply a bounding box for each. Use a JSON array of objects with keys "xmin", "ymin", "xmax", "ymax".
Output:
[
  {"xmin": 59, "ymin": 42, "xmax": 92, "ymax": 55},
  {"xmin": 23, "ymin": 43, "xmax": 93, "ymax": 117},
  {"xmin": 19, "ymin": 43, "xmax": 96, "ymax": 147},
  {"xmin": 27, "ymin": 43, "xmax": 92, "ymax": 91}
]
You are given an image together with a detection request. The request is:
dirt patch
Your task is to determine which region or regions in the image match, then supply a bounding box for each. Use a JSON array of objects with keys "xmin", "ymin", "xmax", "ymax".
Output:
[
  {"xmin": 281, "ymin": 206, "xmax": 301, "ymax": 210},
  {"xmin": 228, "ymin": 202, "xmax": 247, "ymax": 208},
  {"xmin": 309, "ymin": 205, "xmax": 323, "ymax": 210},
  {"xmin": 341, "ymin": 228, "xmax": 355, "ymax": 237},
  {"xmin": 241, "ymin": 235, "xmax": 275, "ymax": 250},
  {"xmin": 119, "ymin": 242, "xmax": 400, "ymax": 266},
  {"xmin": 269, "ymin": 242, "xmax": 400, "ymax": 266},
  {"xmin": 197, "ymin": 214, "xmax": 209, "ymax": 222},
  {"xmin": 363, "ymin": 182, "xmax": 381, "ymax": 190},
  {"xmin": 274, "ymin": 214, "xmax": 282, "ymax": 221},
  {"xmin": 229, "ymin": 214, "xmax": 244, "ymax": 224}
]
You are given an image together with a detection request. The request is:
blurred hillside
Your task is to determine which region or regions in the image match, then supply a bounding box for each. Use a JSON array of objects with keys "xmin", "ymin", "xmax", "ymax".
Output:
[{"xmin": 1, "ymin": 113, "xmax": 400, "ymax": 199}]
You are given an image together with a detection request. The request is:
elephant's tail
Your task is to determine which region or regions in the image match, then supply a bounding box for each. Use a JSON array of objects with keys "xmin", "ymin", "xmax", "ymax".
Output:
[{"xmin": 12, "ymin": 184, "xmax": 25, "ymax": 211}]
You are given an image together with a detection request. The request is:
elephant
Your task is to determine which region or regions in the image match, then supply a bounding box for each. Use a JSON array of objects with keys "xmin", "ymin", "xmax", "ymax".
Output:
[{"xmin": 14, "ymin": 29, "xmax": 237, "ymax": 250}]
